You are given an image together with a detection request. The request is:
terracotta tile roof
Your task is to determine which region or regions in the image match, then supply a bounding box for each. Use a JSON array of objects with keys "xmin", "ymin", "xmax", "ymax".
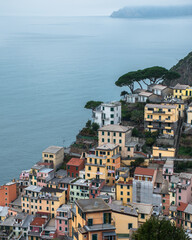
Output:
[
  {"xmin": 177, "ymin": 202, "xmax": 188, "ymax": 212},
  {"xmin": 67, "ymin": 158, "xmax": 85, "ymax": 167},
  {"xmin": 30, "ymin": 217, "xmax": 46, "ymax": 226},
  {"xmin": 134, "ymin": 167, "xmax": 155, "ymax": 177}
]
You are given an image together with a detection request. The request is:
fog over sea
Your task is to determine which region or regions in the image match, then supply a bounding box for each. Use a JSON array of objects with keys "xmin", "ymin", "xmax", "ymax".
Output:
[{"xmin": 0, "ymin": 16, "xmax": 192, "ymax": 184}]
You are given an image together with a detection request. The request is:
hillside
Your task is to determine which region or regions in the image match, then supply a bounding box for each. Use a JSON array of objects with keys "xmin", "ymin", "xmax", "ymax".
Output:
[
  {"xmin": 163, "ymin": 52, "xmax": 192, "ymax": 87},
  {"xmin": 111, "ymin": 5, "xmax": 192, "ymax": 18}
]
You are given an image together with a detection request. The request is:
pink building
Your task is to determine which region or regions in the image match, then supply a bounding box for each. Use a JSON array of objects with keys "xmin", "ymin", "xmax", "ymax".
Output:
[
  {"xmin": 37, "ymin": 168, "xmax": 54, "ymax": 187},
  {"xmin": 19, "ymin": 170, "xmax": 30, "ymax": 181},
  {"xmin": 163, "ymin": 160, "xmax": 174, "ymax": 182},
  {"xmin": 176, "ymin": 173, "xmax": 192, "ymax": 205},
  {"xmin": 56, "ymin": 204, "xmax": 71, "ymax": 236}
]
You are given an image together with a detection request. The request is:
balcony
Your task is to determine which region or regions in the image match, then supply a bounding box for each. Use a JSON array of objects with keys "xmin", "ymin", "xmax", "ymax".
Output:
[{"xmin": 147, "ymin": 125, "xmax": 153, "ymax": 128}]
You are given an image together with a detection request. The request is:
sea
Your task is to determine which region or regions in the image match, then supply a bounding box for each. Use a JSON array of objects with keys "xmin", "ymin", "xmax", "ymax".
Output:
[{"xmin": 0, "ymin": 16, "xmax": 192, "ymax": 184}]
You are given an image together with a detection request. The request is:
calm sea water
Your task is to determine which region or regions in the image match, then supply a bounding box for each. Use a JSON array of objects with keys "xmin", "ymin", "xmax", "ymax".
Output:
[{"xmin": 0, "ymin": 16, "xmax": 192, "ymax": 184}]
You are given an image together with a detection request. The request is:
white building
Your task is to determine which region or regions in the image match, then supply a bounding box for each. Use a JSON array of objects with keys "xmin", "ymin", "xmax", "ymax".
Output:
[{"xmin": 92, "ymin": 102, "xmax": 121, "ymax": 127}]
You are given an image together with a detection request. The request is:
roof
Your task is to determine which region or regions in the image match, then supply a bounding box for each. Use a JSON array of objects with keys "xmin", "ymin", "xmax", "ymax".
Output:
[
  {"xmin": 39, "ymin": 168, "xmax": 54, "ymax": 174},
  {"xmin": 139, "ymin": 91, "xmax": 153, "ymax": 97},
  {"xmin": 146, "ymin": 103, "xmax": 177, "ymax": 109},
  {"xmin": 155, "ymin": 170, "xmax": 163, "ymax": 184},
  {"xmin": 76, "ymin": 198, "xmax": 111, "ymax": 213},
  {"xmin": 180, "ymin": 173, "xmax": 192, "ymax": 180},
  {"xmin": 43, "ymin": 146, "xmax": 64, "ymax": 154},
  {"xmin": 151, "ymin": 84, "xmax": 167, "ymax": 90},
  {"xmin": 134, "ymin": 167, "xmax": 155, "ymax": 177},
  {"xmin": 0, "ymin": 207, "xmax": 8, "ymax": 217},
  {"xmin": 109, "ymin": 203, "xmax": 138, "ymax": 216},
  {"xmin": 177, "ymin": 202, "xmax": 188, "ymax": 212},
  {"xmin": 184, "ymin": 204, "xmax": 192, "ymax": 214},
  {"xmin": 30, "ymin": 217, "xmax": 46, "ymax": 226},
  {"xmin": 164, "ymin": 160, "xmax": 174, "ymax": 168},
  {"xmin": 130, "ymin": 203, "xmax": 153, "ymax": 214},
  {"xmin": 173, "ymin": 83, "xmax": 190, "ymax": 90},
  {"xmin": 41, "ymin": 187, "xmax": 64, "ymax": 193},
  {"xmin": 97, "ymin": 143, "xmax": 118, "ymax": 151},
  {"xmin": 66, "ymin": 158, "xmax": 84, "ymax": 167},
  {"xmin": 99, "ymin": 125, "xmax": 132, "ymax": 133},
  {"xmin": 169, "ymin": 205, "xmax": 177, "ymax": 212},
  {"xmin": 25, "ymin": 185, "xmax": 42, "ymax": 192}
]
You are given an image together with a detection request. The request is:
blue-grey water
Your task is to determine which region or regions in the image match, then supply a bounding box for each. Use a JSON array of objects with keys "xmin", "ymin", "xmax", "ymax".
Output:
[{"xmin": 0, "ymin": 16, "xmax": 192, "ymax": 184}]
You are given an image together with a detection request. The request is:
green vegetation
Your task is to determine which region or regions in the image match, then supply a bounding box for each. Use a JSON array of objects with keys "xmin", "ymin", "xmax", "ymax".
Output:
[
  {"xmin": 115, "ymin": 66, "xmax": 180, "ymax": 93},
  {"xmin": 79, "ymin": 120, "xmax": 100, "ymax": 137},
  {"xmin": 130, "ymin": 158, "xmax": 144, "ymax": 167},
  {"xmin": 178, "ymin": 134, "xmax": 192, "ymax": 158},
  {"xmin": 178, "ymin": 146, "xmax": 192, "ymax": 157},
  {"xmin": 84, "ymin": 100, "xmax": 103, "ymax": 110},
  {"xmin": 121, "ymin": 101, "xmax": 145, "ymax": 123},
  {"xmin": 175, "ymin": 161, "xmax": 192, "ymax": 173},
  {"xmin": 132, "ymin": 217, "xmax": 189, "ymax": 240}
]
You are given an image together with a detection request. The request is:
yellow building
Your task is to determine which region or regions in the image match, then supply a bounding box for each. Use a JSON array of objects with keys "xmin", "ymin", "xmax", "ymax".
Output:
[
  {"xmin": 173, "ymin": 83, "xmax": 192, "ymax": 100},
  {"xmin": 42, "ymin": 146, "xmax": 64, "ymax": 170},
  {"xmin": 163, "ymin": 99, "xmax": 185, "ymax": 118},
  {"xmin": 21, "ymin": 185, "xmax": 66, "ymax": 218},
  {"xmin": 144, "ymin": 103, "xmax": 179, "ymax": 136},
  {"xmin": 98, "ymin": 125, "xmax": 137, "ymax": 158},
  {"xmin": 116, "ymin": 168, "xmax": 133, "ymax": 205},
  {"xmin": 129, "ymin": 203, "xmax": 153, "ymax": 226},
  {"xmin": 85, "ymin": 143, "xmax": 121, "ymax": 186},
  {"xmin": 183, "ymin": 204, "xmax": 192, "ymax": 231},
  {"xmin": 71, "ymin": 198, "xmax": 116, "ymax": 240},
  {"xmin": 187, "ymin": 103, "xmax": 192, "ymax": 125},
  {"xmin": 109, "ymin": 203, "xmax": 138, "ymax": 240},
  {"xmin": 169, "ymin": 205, "xmax": 177, "ymax": 224},
  {"xmin": 152, "ymin": 146, "xmax": 176, "ymax": 158}
]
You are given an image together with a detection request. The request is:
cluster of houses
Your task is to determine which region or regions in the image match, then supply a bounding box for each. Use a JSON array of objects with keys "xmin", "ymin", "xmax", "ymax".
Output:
[{"xmin": 1, "ymin": 83, "xmax": 192, "ymax": 239}]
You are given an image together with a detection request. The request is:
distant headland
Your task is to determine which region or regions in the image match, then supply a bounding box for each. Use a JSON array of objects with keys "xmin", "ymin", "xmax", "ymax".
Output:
[{"xmin": 111, "ymin": 5, "xmax": 192, "ymax": 18}]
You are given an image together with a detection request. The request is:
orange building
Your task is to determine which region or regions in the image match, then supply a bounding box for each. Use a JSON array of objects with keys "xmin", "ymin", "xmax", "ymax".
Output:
[
  {"xmin": 71, "ymin": 198, "xmax": 116, "ymax": 240},
  {"xmin": 0, "ymin": 182, "xmax": 17, "ymax": 207}
]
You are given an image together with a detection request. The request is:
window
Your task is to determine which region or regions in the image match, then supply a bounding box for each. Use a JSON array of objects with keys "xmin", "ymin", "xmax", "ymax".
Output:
[
  {"xmin": 103, "ymin": 213, "xmax": 111, "ymax": 224},
  {"xmin": 119, "ymin": 147, "xmax": 121, "ymax": 151},
  {"xmin": 87, "ymin": 174, "xmax": 90, "ymax": 177},
  {"xmin": 111, "ymin": 107, "xmax": 114, "ymax": 111},
  {"xmin": 113, "ymin": 139, "xmax": 116, "ymax": 144},
  {"xmin": 102, "ymin": 131, "xmax": 104, "ymax": 135},
  {"xmin": 127, "ymin": 198, "xmax": 130, "ymax": 202},
  {"xmin": 128, "ymin": 223, "xmax": 133, "ymax": 229},
  {"xmin": 111, "ymin": 121, "xmax": 114, "ymax": 124},
  {"xmin": 108, "ymin": 139, "xmax": 110, "ymax": 143},
  {"xmin": 127, "ymin": 185, "xmax": 130, "ymax": 189},
  {"xmin": 102, "ymin": 138, "xmax": 104, "ymax": 143},
  {"xmin": 88, "ymin": 166, "xmax": 91, "ymax": 170},
  {"xmin": 141, "ymin": 214, "xmax": 145, "ymax": 219},
  {"xmin": 179, "ymin": 189, "xmax": 181, "ymax": 193},
  {"xmin": 121, "ymin": 191, "xmax": 123, "ymax": 195},
  {"xmin": 100, "ymin": 159, "xmax": 102, "ymax": 165},
  {"xmin": 111, "ymin": 114, "xmax": 114, "ymax": 118},
  {"xmin": 179, "ymin": 196, "xmax": 181, "ymax": 200},
  {"xmin": 59, "ymin": 226, "xmax": 62, "ymax": 231},
  {"xmin": 127, "ymin": 192, "xmax": 130, "ymax": 195},
  {"xmin": 127, "ymin": 147, "xmax": 130, "ymax": 151},
  {"xmin": 119, "ymin": 139, "xmax": 122, "ymax": 144},
  {"xmin": 88, "ymin": 219, "xmax": 93, "ymax": 226},
  {"xmin": 92, "ymin": 234, "xmax": 98, "ymax": 240},
  {"xmin": 121, "ymin": 185, "xmax": 123, "ymax": 189}
]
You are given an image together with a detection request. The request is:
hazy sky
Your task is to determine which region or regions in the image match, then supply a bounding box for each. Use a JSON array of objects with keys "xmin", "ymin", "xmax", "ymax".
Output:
[{"xmin": 0, "ymin": 0, "xmax": 191, "ymax": 16}]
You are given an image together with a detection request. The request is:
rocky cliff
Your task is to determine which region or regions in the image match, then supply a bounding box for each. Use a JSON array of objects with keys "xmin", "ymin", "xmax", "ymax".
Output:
[{"xmin": 163, "ymin": 52, "xmax": 192, "ymax": 87}]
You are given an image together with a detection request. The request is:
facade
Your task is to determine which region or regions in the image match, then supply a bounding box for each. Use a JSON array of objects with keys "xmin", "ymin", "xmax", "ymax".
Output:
[
  {"xmin": 92, "ymin": 101, "xmax": 121, "ymax": 127},
  {"xmin": 98, "ymin": 125, "xmax": 135, "ymax": 158},
  {"xmin": 42, "ymin": 146, "xmax": 64, "ymax": 170},
  {"xmin": 85, "ymin": 143, "xmax": 121, "ymax": 186},
  {"xmin": 176, "ymin": 173, "xmax": 192, "ymax": 206},
  {"xmin": 130, "ymin": 203, "xmax": 153, "ymax": 226},
  {"xmin": 109, "ymin": 203, "xmax": 138, "ymax": 240},
  {"xmin": 187, "ymin": 103, "xmax": 192, "ymax": 125},
  {"xmin": 56, "ymin": 204, "xmax": 72, "ymax": 237},
  {"xmin": 163, "ymin": 160, "xmax": 174, "ymax": 181},
  {"xmin": 116, "ymin": 169, "xmax": 133, "ymax": 205},
  {"xmin": 67, "ymin": 158, "xmax": 85, "ymax": 178},
  {"xmin": 132, "ymin": 167, "xmax": 161, "ymax": 206},
  {"xmin": 153, "ymin": 146, "xmax": 176, "ymax": 159},
  {"xmin": 173, "ymin": 83, "xmax": 192, "ymax": 100},
  {"xmin": 148, "ymin": 84, "xmax": 173, "ymax": 98},
  {"xmin": 69, "ymin": 179, "xmax": 90, "ymax": 203},
  {"xmin": 37, "ymin": 168, "xmax": 54, "ymax": 187},
  {"xmin": 71, "ymin": 198, "xmax": 116, "ymax": 240},
  {"xmin": 21, "ymin": 186, "xmax": 66, "ymax": 217},
  {"xmin": 144, "ymin": 103, "xmax": 179, "ymax": 136},
  {"xmin": 0, "ymin": 182, "xmax": 17, "ymax": 207},
  {"xmin": 89, "ymin": 179, "xmax": 105, "ymax": 199}
]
